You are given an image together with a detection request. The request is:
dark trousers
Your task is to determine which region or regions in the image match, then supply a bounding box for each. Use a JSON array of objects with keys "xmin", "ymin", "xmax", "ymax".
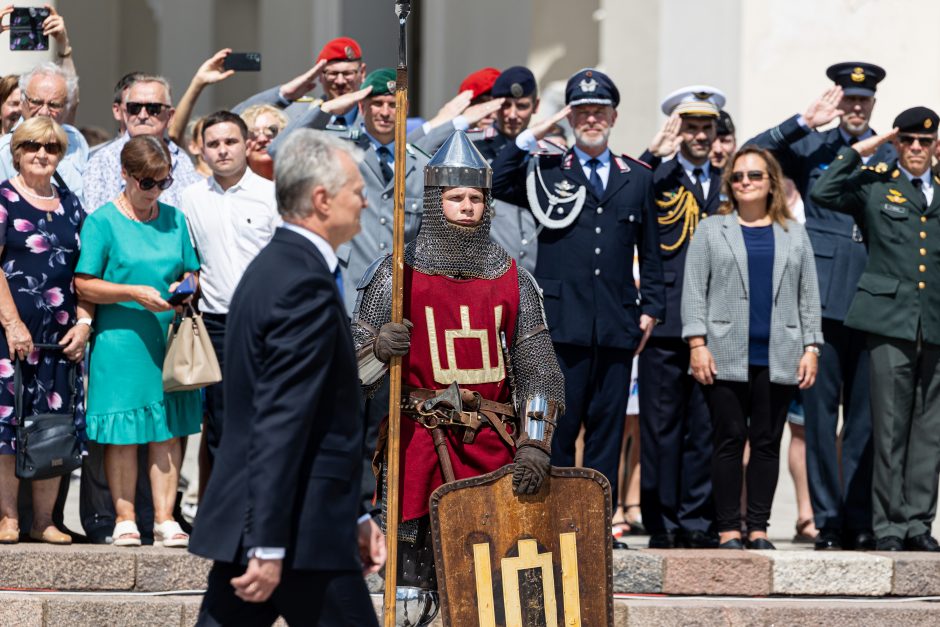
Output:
[
  {"xmin": 803, "ymin": 318, "xmax": 873, "ymax": 532},
  {"xmin": 706, "ymin": 366, "xmax": 796, "ymax": 533},
  {"xmin": 196, "ymin": 561, "xmax": 378, "ymax": 627},
  {"xmin": 868, "ymin": 334, "xmax": 940, "ymax": 539},
  {"xmin": 360, "ymin": 380, "xmax": 388, "ymax": 515},
  {"xmin": 552, "ymin": 343, "xmax": 633, "ymax": 503},
  {"xmin": 202, "ymin": 313, "xmax": 227, "ymax": 468},
  {"xmin": 638, "ymin": 338, "xmax": 713, "ymax": 534}
]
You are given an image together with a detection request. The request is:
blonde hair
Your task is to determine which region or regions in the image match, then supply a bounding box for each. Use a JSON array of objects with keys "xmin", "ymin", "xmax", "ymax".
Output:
[
  {"xmin": 10, "ymin": 116, "xmax": 68, "ymax": 172},
  {"xmin": 718, "ymin": 145, "xmax": 791, "ymax": 229},
  {"xmin": 240, "ymin": 104, "xmax": 288, "ymax": 131}
]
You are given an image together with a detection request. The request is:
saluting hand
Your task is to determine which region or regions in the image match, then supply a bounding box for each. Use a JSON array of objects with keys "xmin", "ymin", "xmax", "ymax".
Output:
[
  {"xmin": 802, "ymin": 85, "xmax": 845, "ymax": 129},
  {"xmin": 853, "ymin": 127, "xmax": 898, "ymax": 158},
  {"xmin": 689, "ymin": 344, "xmax": 717, "ymax": 386},
  {"xmin": 462, "ymin": 97, "xmax": 505, "ymax": 126},
  {"xmin": 529, "ymin": 105, "xmax": 572, "ymax": 141},
  {"xmin": 424, "ymin": 90, "xmax": 473, "ymax": 129},
  {"xmin": 320, "ymin": 85, "xmax": 372, "ymax": 115},
  {"xmin": 280, "ymin": 59, "xmax": 328, "ymax": 102},
  {"xmin": 648, "ymin": 113, "xmax": 682, "ymax": 158}
]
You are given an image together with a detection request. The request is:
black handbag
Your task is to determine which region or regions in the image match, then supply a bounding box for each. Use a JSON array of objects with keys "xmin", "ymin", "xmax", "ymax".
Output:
[{"xmin": 14, "ymin": 343, "xmax": 82, "ymax": 480}]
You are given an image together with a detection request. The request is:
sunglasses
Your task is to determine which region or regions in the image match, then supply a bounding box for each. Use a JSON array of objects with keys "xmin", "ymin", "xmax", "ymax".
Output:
[
  {"xmin": 898, "ymin": 134, "xmax": 936, "ymax": 146},
  {"xmin": 17, "ymin": 140, "xmax": 62, "ymax": 155},
  {"xmin": 125, "ymin": 102, "xmax": 169, "ymax": 116},
  {"xmin": 134, "ymin": 174, "xmax": 174, "ymax": 191},
  {"xmin": 250, "ymin": 125, "xmax": 279, "ymax": 141},
  {"xmin": 730, "ymin": 170, "xmax": 767, "ymax": 183}
]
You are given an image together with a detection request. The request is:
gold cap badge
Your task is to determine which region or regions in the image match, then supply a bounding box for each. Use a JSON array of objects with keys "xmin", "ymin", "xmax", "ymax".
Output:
[
  {"xmin": 926, "ymin": 118, "xmax": 934, "ymax": 129},
  {"xmin": 850, "ymin": 67, "xmax": 865, "ymax": 83}
]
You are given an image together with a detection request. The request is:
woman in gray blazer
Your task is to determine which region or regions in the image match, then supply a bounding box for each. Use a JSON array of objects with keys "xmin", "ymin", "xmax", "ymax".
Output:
[{"xmin": 681, "ymin": 145, "xmax": 824, "ymax": 550}]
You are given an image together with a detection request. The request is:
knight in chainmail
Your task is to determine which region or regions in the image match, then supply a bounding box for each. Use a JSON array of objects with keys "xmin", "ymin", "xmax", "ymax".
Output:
[{"xmin": 352, "ymin": 130, "xmax": 565, "ymax": 593}]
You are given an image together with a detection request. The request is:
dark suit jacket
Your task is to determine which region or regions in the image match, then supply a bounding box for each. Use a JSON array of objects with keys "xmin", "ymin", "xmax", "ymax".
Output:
[
  {"xmin": 648, "ymin": 155, "xmax": 723, "ymax": 337},
  {"xmin": 748, "ymin": 115, "xmax": 897, "ymax": 320},
  {"xmin": 492, "ymin": 144, "xmax": 665, "ymax": 350},
  {"xmin": 189, "ymin": 227, "xmax": 364, "ymax": 572}
]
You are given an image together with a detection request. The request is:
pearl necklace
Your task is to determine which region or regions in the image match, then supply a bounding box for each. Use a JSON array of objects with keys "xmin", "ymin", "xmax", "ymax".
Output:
[
  {"xmin": 16, "ymin": 176, "xmax": 57, "ymax": 201},
  {"xmin": 116, "ymin": 193, "xmax": 156, "ymax": 223}
]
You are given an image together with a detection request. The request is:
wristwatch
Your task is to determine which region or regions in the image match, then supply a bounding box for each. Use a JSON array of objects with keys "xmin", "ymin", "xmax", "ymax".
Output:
[{"xmin": 805, "ymin": 345, "xmax": 821, "ymax": 356}]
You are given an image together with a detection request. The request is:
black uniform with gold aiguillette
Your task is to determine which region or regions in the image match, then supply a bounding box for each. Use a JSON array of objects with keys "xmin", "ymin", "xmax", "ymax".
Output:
[{"xmin": 810, "ymin": 106, "xmax": 940, "ymax": 548}]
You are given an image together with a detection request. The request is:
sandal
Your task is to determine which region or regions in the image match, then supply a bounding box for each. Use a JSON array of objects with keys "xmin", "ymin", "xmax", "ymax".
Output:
[
  {"xmin": 112, "ymin": 520, "xmax": 142, "ymax": 547},
  {"xmin": 793, "ymin": 518, "xmax": 818, "ymax": 543},
  {"xmin": 0, "ymin": 526, "xmax": 19, "ymax": 544},
  {"xmin": 29, "ymin": 526, "xmax": 72, "ymax": 545},
  {"xmin": 154, "ymin": 519, "xmax": 189, "ymax": 548},
  {"xmin": 623, "ymin": 504, "xmax": 646, "ymax": 536}
]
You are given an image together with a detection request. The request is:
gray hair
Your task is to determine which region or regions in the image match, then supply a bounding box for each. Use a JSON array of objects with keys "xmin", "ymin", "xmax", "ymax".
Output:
[
  {"xmin": 19, "ymin": 62, "xmax": 78, "ymax": 106},
  {"xmin": 274, "ymin": 129, "xmax": 364, "ymax": 221},
  {"xmin": 123, "ymin": 73, "xmax": 173, "ymax": 104}
]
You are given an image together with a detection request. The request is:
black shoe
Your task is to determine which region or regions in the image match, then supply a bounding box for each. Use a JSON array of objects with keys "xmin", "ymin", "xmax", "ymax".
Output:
[
  {"xmin": 875, "ymin": 536, "xmax": 904, "ymax": 551},
  {"xmin": 612, "ymin": 537, "xmax": 630, "ymax": 550},
  {"xmin": 904, "ymin": 533, "xmax": 940, "ymax": 552},
  {"xmin": 846, "ymin": 531, "xmax": 876, "ymax": 551},
  {"xmin": 648, "ymin": 533, "xmax": 675, "ymax": 549},
  {"xmin": 745, "ymin": 537, "xmax": 776, "ymax": 550},
  {"xmin": 676, "ymin": 529, "xmax": 719, "ymax": 549},
  {"xmin": 814, "ymin": 528, "xmax": 842, "ymax": 551},
  {"xmin": 718, "ymin": 538, "xmax": 744, "ymax": 549}
]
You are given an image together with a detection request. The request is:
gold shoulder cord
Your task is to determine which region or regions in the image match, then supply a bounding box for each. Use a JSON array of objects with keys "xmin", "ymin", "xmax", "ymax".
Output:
[{"xmin": 656, "ymin": 187, "xmax": 700, "ymax": 252}]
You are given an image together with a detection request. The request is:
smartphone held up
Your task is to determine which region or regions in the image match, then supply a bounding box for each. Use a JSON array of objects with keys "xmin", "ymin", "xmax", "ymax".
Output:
[{"xmin": 9, "ymin": 6, "xmax": 50, "ymax": 51}]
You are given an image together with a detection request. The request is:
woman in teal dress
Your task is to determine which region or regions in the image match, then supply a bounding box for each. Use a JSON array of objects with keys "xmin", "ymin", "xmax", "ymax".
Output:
[{"xmin": 75, "ymin": 136, "xmax": 201, "ymax": 548}]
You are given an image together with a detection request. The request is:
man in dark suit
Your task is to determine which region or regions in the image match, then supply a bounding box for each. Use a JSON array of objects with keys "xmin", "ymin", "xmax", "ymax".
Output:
[
  {"xmin": 634, "ymin": 86, "xmax": 726, "ymax": 549},
  {"xmin": 190, "ymin": 128, "xmax": 381, "ymax": 626},
  {"xmin": 492, "ymin": 69, "xmax": 665, "ymax": 549},
  {"xmin": 749, "ymin": 62, "xmax": 892, "ymax": 551}
]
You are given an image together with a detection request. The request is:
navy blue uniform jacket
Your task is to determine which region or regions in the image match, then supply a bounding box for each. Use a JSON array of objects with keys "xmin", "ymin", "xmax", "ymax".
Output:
[
  {"xmin": 749, "ymin": 115, "xmax": 897, "ymax": 320},
  {"xmin": 642, "ymin": 153, "xmax": 723, "ymax": 338},
  {"xmin": 492, "ymin": 143, "xmax": 665, "ymax": 350},
  {"xmin": 190, "ymin": 228, "xmax": 364, "ymax": 572}
]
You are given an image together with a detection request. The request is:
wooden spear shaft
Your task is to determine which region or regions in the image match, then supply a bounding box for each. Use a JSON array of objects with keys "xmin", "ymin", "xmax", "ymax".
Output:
[{"xmin": 383, "ymin": 2, "xmax": 410, "ymax": 625}]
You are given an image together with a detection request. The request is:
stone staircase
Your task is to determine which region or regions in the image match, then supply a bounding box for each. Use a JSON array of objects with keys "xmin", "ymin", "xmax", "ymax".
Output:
[{"xmin": 1, "ymin": 544, "xmax": 939, "ymax": 625}]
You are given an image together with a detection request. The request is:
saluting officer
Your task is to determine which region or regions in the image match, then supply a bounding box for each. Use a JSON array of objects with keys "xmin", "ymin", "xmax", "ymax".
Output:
[
  {"xmin": 749, "ymin": 62, "xmax": 893, "ymax": 551},
  {"xmin": 637, "ymin": 87, "xmax": 726, "ymax": 549},
  {"xmin": 811, "ymin": 107, "xmax": 940, "ymax": 552},
  {"xmin": 492, "ymin": 69, "xmax": 665, "ymax": 548}
]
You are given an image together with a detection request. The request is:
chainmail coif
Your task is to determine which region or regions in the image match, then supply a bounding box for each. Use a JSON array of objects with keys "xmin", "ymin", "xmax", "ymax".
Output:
[{"xmin": 406, "ymin": 186, "xmax": 512, "ymax": 279}]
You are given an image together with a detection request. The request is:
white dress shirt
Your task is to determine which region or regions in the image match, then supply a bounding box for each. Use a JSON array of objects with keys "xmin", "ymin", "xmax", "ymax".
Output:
[
  {"xmin": 677, "ymin": 152, "xmax": 711, "ymax": 198},
  {"xmin": 179, "ymin": 169, "xmax": 280, "ymax": 314},
  {"xmin": 572, "ymin": 145, "xmax": 611, "ymax": 188}
]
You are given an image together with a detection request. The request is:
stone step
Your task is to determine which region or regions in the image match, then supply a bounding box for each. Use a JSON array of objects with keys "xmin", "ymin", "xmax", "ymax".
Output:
[
  {"xmin": 2, "ymin": 544, "xmax": 939, "ymax": 599},
  {"xmin": 0, "ymin": 592, "xmax": 937, "ymax": 626}
]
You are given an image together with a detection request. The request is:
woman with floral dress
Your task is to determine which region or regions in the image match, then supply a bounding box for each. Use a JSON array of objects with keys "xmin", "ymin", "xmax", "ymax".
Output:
[{"xmin": 0, "ymin": 117, "xmax": 93, "ymax": 545}]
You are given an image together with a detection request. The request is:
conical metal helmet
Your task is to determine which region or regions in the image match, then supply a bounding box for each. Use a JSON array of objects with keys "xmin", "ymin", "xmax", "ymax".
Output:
[{"xmin": 424, "ymin": 130, "xmax": 492, "ymax": 189}]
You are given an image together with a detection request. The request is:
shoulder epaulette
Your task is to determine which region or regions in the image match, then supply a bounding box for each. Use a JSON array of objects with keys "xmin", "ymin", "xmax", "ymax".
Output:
[
  {"xmin": 407, "ymin": 143, "xmax": 431, "ymax": 159},
  {"xmin": 621, "ymin": 153, "xmax": 652, "ymax": 170}
]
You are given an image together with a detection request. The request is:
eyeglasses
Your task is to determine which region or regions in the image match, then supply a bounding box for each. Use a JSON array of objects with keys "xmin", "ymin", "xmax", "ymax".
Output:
[
  {"xmin": 250, "ymin": 125, "xmax": 280, "ymax": 141},
  {"xmin": 730, "ymin": 170, "xmax": 767, "ymax": 183},
  {"xmin": 134, "ymin": 174, "xmax": 174, "ymax": 191},
  {"xmin": 23, "ymin": 94, "xmax": 65, "ymax": 113},
  {"xmin": 125, "ymin": 102, "xmax": 169, "ymax": 116},
  {"xmin": 322, "ymin": 70, "xmax": 360, "ymax": 81},
  {"xmin": 898, "ymin": 134, "xmax": 936, "ymax": 147},
  {"xmin": 17, "ymin": 140, "xmax": 62, "ymax": 155}
]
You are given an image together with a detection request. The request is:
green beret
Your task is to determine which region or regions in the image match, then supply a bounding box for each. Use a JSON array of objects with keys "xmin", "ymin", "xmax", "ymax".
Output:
[{"xmin": 361, "ymin": 68, "xmax": 397, "ymax": 97}]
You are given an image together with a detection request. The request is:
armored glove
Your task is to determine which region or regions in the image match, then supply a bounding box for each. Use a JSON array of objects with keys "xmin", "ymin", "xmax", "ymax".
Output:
[
  {"xmin": 374, "ymin": 319, "xmax": 413, "ymax": 363},
  {"xmin": 512, "ymin": 443, "xmax": 551, "ymax": 495}
]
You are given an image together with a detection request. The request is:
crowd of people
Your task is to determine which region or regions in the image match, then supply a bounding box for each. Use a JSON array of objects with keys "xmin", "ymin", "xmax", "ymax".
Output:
[{"xmin": 0, "ymin": 8, "xmax": 938, "ymax": 621}]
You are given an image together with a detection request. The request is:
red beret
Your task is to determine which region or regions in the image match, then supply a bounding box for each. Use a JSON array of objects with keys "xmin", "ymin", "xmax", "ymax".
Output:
[
  {"xmin": 459, "ymin": 67, "xmax": 500, "ymax": 99},
  {"xmin": 317, "ymin": 37, "xmax": 362, "ymax": 63}
]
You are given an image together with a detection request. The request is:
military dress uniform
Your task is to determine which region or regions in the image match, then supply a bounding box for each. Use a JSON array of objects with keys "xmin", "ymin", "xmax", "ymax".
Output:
[
  {"xmin": 749, "ymin": 63, "xmax": 893, "ymax": 547},
  {"xmin": 492, "ymin": 69, "xmax": 665, "ymax": 511},
  {"xmin": 810, "ymin": 106, "xmax": 940, "ymax": 550},
  {"xmin": 635, "ymin": 86, "xmax": 726, "ymax": 548}
]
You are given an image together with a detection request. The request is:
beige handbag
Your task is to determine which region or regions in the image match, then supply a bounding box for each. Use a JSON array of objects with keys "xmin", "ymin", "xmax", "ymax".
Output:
[{"xmin": 163, "ymin": 306, "xmax": 222, "ymax": 392}]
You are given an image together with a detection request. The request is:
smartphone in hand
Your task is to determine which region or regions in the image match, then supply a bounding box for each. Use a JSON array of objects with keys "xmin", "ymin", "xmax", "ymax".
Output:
[
  {"xmin": 223, "ymin": 52, "xmax": 261, "ymax": 72},
  {"xmin": 9, "ymin": 7, "xmax": 50, "ymax": 51},
  {"xmin": 168, "ymin": 274, "xmax": 196, "ymax": 306}
]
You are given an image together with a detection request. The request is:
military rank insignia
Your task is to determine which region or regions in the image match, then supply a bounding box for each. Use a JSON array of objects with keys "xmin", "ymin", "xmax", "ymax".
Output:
[{"xmin": 885, "ymin": 189, "xmax": 907, "ymax": 204}]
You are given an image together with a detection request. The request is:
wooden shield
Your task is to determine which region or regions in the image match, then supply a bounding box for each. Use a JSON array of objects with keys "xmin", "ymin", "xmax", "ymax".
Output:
[{"xmin": 430, "ymin": 466, "xmax": 613, "ymax": 627}]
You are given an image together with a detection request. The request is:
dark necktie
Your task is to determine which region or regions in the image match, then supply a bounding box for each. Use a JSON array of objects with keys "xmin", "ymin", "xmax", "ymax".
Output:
[
  {"xmin": 376, "ymin": 146, "xmax": 394, "ymax": 185},
  {"xmin": 912, "ymin": 177, "xmax": 928, "ymax": 204},
  {"xmin": 692, "ymin": 167, "xmax": 705, "ymax": 200},
  {"xmin": 334, "ymin": 267, "xmax": 345, "ymax": 301},
  {"xmin": 587, "ymin": 158, "xmax": 605, "ymax": 198}
]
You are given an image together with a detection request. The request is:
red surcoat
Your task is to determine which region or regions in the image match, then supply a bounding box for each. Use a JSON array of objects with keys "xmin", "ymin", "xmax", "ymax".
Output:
[{"xmin": 398, "ymin": 261, "xmax": 520, "ymax": 521}]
